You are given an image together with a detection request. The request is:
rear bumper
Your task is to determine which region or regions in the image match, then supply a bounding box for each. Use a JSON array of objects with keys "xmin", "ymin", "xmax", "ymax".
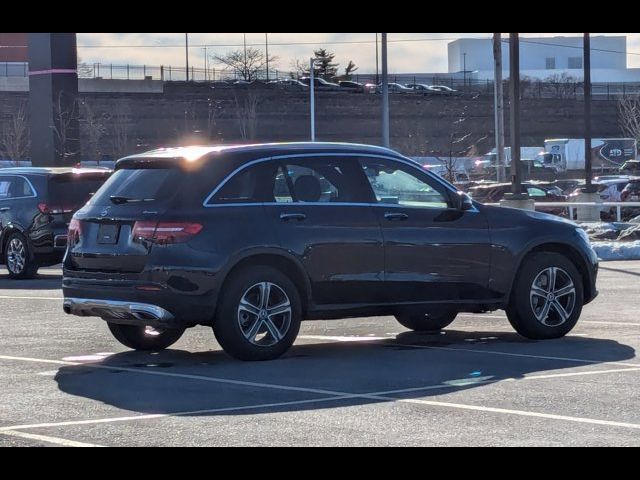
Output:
[
  {"xmin": 62, "ymin": 274, "xmax": 217, "ymax": 327},
  {"xmin": 63, "ymin": 297, "xmax": 181, "ymax": 329}
]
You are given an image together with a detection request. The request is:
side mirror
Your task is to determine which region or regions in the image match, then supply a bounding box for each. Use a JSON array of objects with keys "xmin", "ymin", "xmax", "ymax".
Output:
[{"xmin": 455, "ymin": 191, "xmax": 474, "ymax": 211}]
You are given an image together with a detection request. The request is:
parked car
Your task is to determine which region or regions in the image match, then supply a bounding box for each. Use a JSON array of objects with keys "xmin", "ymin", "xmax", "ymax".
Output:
[
  {"xmin": 429, "ymin": 85, "xmax": 459, "ymax": 95},
  {"xmin": 376, "ymin": 83, "xmax": 415, "ymax": 94},
  {"xmin": 619, "ymin": 160, "xmax": 640, "ymax": 175},
  {"xmin": 0, "ymin": 167, "xmax": 112, "ymax": 279},
  {"xmin": 467, "ymin": 182, "xmax": 568, "ymax": 215},
  {"xmin": 338, "ymin": 81, "xmax": 365, "ymax": 92},
  {"xmin": 406, "ymin": 83, "xmax": 444, "ymax": 95},
  {"xmin": 62, "ymin": 143, "xmax": 598, "ymax": 361},
  {"xmin": 268, "ymin": 78, "xmax": 308, "ymax": 90},
  {"xmin": 621, "ymin": 178, "xmax": 640, "ymax": 202},
  {"xmin": 298, "ymin": 77, "xmax": 341, "ymax": 90}
]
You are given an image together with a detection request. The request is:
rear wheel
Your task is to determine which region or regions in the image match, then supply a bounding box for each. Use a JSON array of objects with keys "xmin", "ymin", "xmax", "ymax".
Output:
[
  {"xmin": 107, "ymin": 323, "xmax": 185, "ymax": 351},
  {"xmin": 4, "ymin": 232, "xmax": 38, "ymax": 279},
  {"xmin": 395, "ymin": 309, "xmax": 457, "ymax": 332},
  {"xmin": 506, "ymin": 252, "xmax": 583, "ymax": 339},
  {"xmin": 213, "ymin": 266, "xmax": 302, "ymax": 361}
]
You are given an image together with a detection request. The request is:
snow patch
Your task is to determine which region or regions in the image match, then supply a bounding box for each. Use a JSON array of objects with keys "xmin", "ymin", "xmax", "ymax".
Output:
[{"xmin": 591, "ymin": 241, "xmax": 640, "ymax": 261}]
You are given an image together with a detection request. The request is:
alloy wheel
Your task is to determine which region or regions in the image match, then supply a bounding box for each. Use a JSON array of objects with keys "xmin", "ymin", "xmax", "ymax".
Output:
[
  {"xmin": 529, "ymin": 267, "xmax": 576, "ymax": 327},
  {"xmin": 7, "ymin": 238, "xmax": 26, "ymax": 274},
  {"xmin": 237, "ymin": 282, "xmax": 292, "ymax": 347}
]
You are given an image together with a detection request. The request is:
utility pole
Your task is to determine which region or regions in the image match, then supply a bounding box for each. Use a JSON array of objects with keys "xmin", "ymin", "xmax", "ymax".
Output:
[
  {"xmin": 493, "ymin": 33, "xmax": 506, "ymax": 182},
  {"xmin": 185, "ymin": 33, "xmax": 189, "ymax": 81},
  {"xmin": 310, "ymin": 57, "xmax": 316, "ymax": 141},
  {"xmin": 243, "ymin": 33, "xmax": 248, "ymax": 80},
  {"xmin": 463, "ymin": 52, "xmax": 466, "ymax": 89},
  {"xmin": 375, "ymin": 33, "xmax": 379, "ymax": 85},
  {"xmin": 381, "ymin": 33, "xmax": 389, "ymax": 148},
  {"xmin": 265, "ymin": 33, "xmax": 269, "ymax": 81},
  {"xmin": 509, "ymin": 33, "xmax": 523, "ymax": 195},
  {"xmin": 584, "ymin": 33, "xmax": 594, "ymax": 192},
  {"xmin": 203, "ymin": 46, "xmax": 208, "ymax": 81}
]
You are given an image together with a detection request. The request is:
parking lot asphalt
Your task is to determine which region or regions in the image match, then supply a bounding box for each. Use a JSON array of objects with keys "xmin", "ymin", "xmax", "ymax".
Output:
[{"xmin": 0, "ymin": 261, "xmax": 639, "ymax": 447}]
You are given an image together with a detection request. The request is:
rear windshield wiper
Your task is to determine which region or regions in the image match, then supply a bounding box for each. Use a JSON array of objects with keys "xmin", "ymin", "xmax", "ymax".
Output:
[{"xmin": 109, "ymin": 195, "xmax": 156, "ymax": 205}]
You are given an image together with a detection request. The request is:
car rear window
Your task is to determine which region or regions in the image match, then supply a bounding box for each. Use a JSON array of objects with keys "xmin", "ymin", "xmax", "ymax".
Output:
[
  {"xmin": 89, "ymin": 168, "xmax": 184, "ymax": 206},
  {"xmin": 48, "ymin": 174, "xmax": 110, "ymax": 209}
]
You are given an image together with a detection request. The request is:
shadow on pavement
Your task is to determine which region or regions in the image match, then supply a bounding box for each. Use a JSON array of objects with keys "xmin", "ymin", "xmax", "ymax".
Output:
[
  {"xmin": 599, "ymin": 265, "xmax": 640, "ymax": 278},
  {"xmin": 0, "ymin": 273, "xmax": 62, "ymax": 290},
  {"xmin": 54, "ymin": 329, "xmax": 636, "ymax": 416}
]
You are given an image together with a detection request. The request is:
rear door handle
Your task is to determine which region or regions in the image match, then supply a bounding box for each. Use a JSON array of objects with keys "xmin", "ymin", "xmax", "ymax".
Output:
[
  {"xmin": 280, "ymin": 213, "xmax": 307, "ymax": 222},
  {"xmin": 384, "ymin": 212, "xmax": 409, "ymax": 221},
  {"xmin": 0, "ymin": 207, "xmax": 10, "ymax": 212}
]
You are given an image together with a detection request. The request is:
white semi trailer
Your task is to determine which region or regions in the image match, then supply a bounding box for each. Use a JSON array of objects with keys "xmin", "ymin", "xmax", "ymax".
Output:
[{"xmin": 543, "ymin": 138, "xmax": 637, "ymax": 172}]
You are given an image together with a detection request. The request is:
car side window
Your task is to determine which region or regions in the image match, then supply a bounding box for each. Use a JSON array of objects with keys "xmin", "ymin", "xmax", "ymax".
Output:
[
  {"xmin": 273, "ymin": 157, "xmax": 370, "ymax": 204},
  {"xmin": 359, "ymin": 158, "xmax": 450, "ymax": 209},
  {"xmin": 210, "ymin": 163, "xmax": 276, "ymax": 204},
  {"xmin": 527, "ymin": 187, "xmax": 547, "ymax": 197},
  {"xmin": 0, "ymin": 176, "xmax": 34, "ymax": 200}
]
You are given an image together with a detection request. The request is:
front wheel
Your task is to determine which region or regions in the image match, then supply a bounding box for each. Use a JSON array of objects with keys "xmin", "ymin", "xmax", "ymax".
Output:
[
  {"xmin": 506, "ymin": 252, "xmax": 584, "ymax": 339},
  {"xmin": 213, "ymin": 266, "xmax": 302, "ymax": 361},
  {"xmin": 4, "ymin": 232, "xmax": 39, "ymax": 279},
  {"xmin": 395, "ymin": 310, "xmax": 457, "ymax": 332},
  {"xmin": 107, "ymin": 323, "xmax": 185, "ymax": 351}
]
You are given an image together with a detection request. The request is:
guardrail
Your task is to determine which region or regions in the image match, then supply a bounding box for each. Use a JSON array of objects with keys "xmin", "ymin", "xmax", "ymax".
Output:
[{"xmin": 485, "ymin": 201, "xmax": 640, "ymax": 222}]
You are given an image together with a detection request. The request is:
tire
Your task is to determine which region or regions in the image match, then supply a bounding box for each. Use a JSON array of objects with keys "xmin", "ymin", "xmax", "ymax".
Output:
[
  {"xmin": 506, "ymin": 252, "xmax": 584, "ymax": 340},
  {"xmin": 107, "ymin": 323, "xmax": 185, "ymax": 351},
  {"xmin": 213, "ymin": 265, "xmax": 302, "ymax": 361},
  {"xmin": 395, "ymin": 309, "xmax": 457, "ymax": 332},
  {"xmin": 4, "ymin": 232, "xmax": 38, "ymax": 279}
]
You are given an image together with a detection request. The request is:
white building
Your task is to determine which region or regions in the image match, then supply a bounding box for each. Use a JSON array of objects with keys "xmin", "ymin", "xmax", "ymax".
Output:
[{"xmin": 448, "ymin": 36, "xmax": 640, "ymax": 82}]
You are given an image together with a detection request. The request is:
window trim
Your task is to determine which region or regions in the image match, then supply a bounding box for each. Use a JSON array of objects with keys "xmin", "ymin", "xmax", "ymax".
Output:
[
  {"xmin": 0, "ymin": 175, "xmax": 38, "ymax": 202},
  {"xmin": 203, "ymin": 153, "xmax": 466, "ymax": 209}
]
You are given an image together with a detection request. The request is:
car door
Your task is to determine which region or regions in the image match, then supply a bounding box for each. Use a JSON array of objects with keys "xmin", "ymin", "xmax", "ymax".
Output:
[
  {"xmin": 262, "ymin": 155, "xmax": 385, "ymax": 305},
  {"xmin": 358, "ymin": 156, "xmax": 493, "ymax": 303}
]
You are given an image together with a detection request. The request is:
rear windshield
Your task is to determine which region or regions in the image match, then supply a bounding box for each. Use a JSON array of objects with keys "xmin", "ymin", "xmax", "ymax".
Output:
[
  {"xmin": 48, "ymin": 174, "xmax": 110, "ymax": 208},
  {"xmin": 89, "ymin": 168, "xmax": 184, "ymax": 206}
]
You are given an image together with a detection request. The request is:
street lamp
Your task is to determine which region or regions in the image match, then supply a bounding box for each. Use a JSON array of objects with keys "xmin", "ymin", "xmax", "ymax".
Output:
[{"xmin": 309, "ymin": 56, "xmax": 329, "ymax": 142}]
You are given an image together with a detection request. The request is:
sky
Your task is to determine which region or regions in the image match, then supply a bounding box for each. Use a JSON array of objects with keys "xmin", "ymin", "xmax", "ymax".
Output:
[{"xmin": 76, "ymin": 33, "xmax": 640, "ymax": 74}]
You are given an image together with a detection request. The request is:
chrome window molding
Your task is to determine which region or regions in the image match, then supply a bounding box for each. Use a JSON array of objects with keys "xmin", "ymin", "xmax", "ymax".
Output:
[
  {"xmin": 0, "ymin": 175, "xmax": 38, "ymax": 202},
  {"xmin": 202, "ymin": 152, "xmax": 463, "ymax": 209}
]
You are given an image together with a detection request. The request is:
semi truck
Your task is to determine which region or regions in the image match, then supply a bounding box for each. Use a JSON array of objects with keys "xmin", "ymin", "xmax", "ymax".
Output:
[{"xmin": 542, "ymin": 138, "xmax": 637, "ymax": 173}]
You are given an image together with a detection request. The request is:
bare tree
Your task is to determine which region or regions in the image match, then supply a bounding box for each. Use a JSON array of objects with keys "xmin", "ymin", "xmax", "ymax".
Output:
[
  {"xmin": 206, "ymin": 98, "xmax": 224, "ymax": 140},
  {"xmin": 52, "ymin": 91, "xmax": 80, "ymax": 161},
  {"xmin": 289, "ymin": 58, "xmax": 309, "ymax": 78},
  {"xmin": 213, "ymin": 47, "xmax": 278, "ymax": 81},
  {"xmin": 108, "ymin": 100, "xmax": 132, "ymax": 158},
  {"xmin": 618, "ymin": 95, "xmax": 640, "ymax": 144},
  {"xmin": 79, "ymin": 100, "xmax": 107, "ymax": 162},
  {"xmin": 543, "ymin": 73, "xmax": 580, "ymax": 99},
  {"xmin": 233, "ymin": 89, "xmax": 260, "ymax": 140},
  {"xmin": 0, "ymin": 100, "xmax": 30, "ymax": 165}
]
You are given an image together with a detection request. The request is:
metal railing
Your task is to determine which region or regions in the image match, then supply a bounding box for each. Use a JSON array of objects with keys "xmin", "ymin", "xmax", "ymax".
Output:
[{"xmin": 486, "ymin": 201, "xmax": 640, "ymax": 222}]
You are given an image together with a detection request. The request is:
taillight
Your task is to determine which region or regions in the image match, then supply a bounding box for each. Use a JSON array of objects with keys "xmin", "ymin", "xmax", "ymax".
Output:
[
  {"xmin": 132, "ymin": 221, "xmax": 203, "ymax": 245},
  {"xmin": 68, "ymin": 218, "xmax": 82, "ymax": 244},
  {"xmin": 38, "ymin": 203, "xmax": 74, "ymax": 215}
]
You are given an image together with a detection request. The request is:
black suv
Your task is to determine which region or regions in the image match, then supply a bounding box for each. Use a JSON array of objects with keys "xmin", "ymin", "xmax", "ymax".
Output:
[
  {"xmin": 62, "ymin": 143, "xmax": 598, "ymax": 361},
  {"xmin": 0, "ymin": 168, "xmax": 111, "ymax": 279}
]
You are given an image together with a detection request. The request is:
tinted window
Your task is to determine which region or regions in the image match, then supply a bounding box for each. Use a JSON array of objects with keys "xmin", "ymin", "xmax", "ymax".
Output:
[
  {"xmin": 527, "ymin": 187, "xmax": 547, "ymax": 197},
  {"xmin": 48, "ymin": 174, "xmax": 109, "ymax": 209},
  {"xmin": 0, "ymin": 176, "xmax": 35, "ymax": 200},
  {"xmin": 360, "ymin": 158, "xmax": 449, "ymax": 208},
  {"xmin": 274, "ymin": 157, "xmax": 369, "ymax": 203},
  {"xmin": 212, "ymin": 163, "xmax": 275, "ymax": 204},
  {"xmin": 90, "ymin": 168, "xmax": 183, "ymax": 206}
]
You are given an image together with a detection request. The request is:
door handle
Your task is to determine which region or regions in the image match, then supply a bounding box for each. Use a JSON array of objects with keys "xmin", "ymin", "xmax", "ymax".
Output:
[
  {"xmin": 280, "ymin": 213, "xmax": 307, "ymax": 222},
  {"xmin": 0, "ymin": 207, "xmax": 10, "ymax": 212},
  {"xmin": 384, "ymin": 212, "xmax": 409, "ymax": 221}
]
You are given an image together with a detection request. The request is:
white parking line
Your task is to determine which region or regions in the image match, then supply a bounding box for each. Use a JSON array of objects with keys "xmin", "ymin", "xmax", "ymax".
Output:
[
  {"xmin": 1, "ymin": 351, "xmax": 640, "ymax": 434},
  {"xmin": 0, "ymin": 430, "xmax": 104, "ymax": 447},
  {"xmin": 298, "ymin": 335, "xmax": 640, "ymax": 367},
  {"xmin": 458, "ymin": 314, "xmax": 640, "ymax": 327},
  {"xmin": 0, "ymin": 295, "xmax": 61, "ymax": 300}
]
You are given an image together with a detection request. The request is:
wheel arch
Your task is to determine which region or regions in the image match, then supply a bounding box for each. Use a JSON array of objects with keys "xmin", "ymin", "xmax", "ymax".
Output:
[
  {"xmin": 215, "ymin": 250, "xmax": 312, "ymax": 315},
  {"xmin": 509, "ymin": 242, "xmax": 593, "ymax": 303}
]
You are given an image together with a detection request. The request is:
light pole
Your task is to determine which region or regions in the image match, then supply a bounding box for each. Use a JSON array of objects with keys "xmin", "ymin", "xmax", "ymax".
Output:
[
  {"xmin": 381, "ymin": 33, "xmax": 389, "ymax": 148},
  {"xmin": 463, "ymin": 52, "xmax": 466, "ymax": 89},
  {"xmin": 375, "ymin": 33, "xmax": 379, "ymax": 85},
  {"xmin": 202, "ymin": 46, "xmax": 208, "ymax": 81},
  {"xmin": 265, "ymin": 33, "xmax": 269, "ymax": 82},
  {"xmin": 310, "ymin": 57, "xmax": 317, "ymax": 141},
  {"xmin": 185, "ymin": 33, "xmax": 189, "ymax": 82}
]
